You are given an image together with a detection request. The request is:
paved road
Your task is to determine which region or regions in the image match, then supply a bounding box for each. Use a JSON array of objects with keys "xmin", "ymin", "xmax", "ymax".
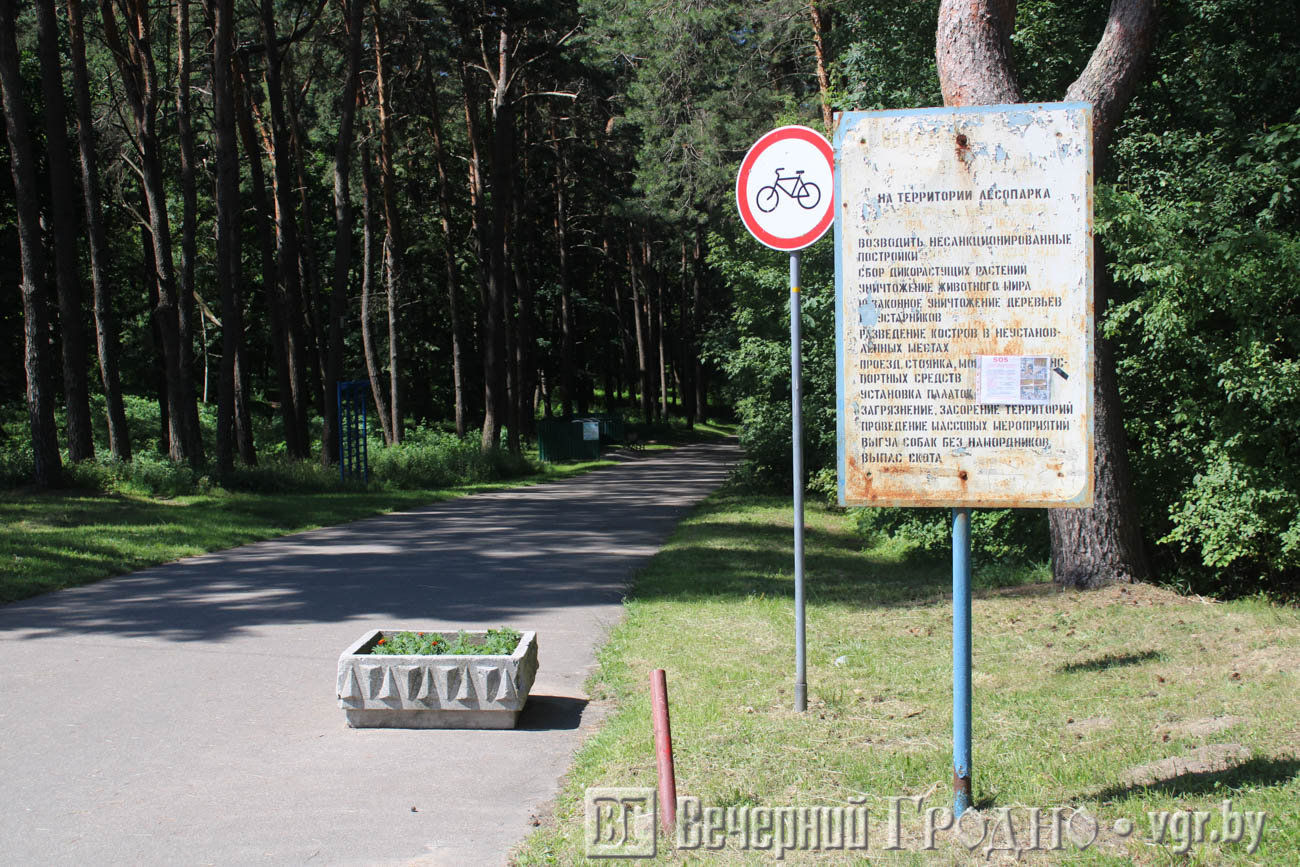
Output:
[{"xmin": 0, "ymin": 441, "xmax": 738, "ymax": 866}]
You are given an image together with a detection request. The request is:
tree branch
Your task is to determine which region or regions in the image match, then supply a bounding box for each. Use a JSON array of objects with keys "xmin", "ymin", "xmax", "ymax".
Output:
[{"xmin": 1065, "ymin": 0, "xmax": 1159, "ymax": 165}]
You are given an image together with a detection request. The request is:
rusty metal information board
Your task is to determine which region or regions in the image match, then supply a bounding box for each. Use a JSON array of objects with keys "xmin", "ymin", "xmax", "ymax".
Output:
[{"xmin": 833, "ymin": 103, "xmax": 1094, "ymax": 508}]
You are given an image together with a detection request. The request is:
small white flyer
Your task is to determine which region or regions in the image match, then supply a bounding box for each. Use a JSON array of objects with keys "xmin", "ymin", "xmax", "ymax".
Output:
[{"xmin": 978, "ymin": 356, "xmax": 1050, "ymax": 405}]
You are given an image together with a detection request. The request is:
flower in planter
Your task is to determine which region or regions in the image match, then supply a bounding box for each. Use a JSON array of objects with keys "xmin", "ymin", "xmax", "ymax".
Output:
[{"xmin": 369, "ymin": 627, "xmax": 521, "ymax": 656}]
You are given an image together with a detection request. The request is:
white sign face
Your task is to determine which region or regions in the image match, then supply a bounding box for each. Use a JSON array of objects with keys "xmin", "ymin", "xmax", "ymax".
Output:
[
  {"xmin": 834, "ymin": 103, "xmax": 1094, "ymax": 508},
  {"xmin": 582, "ymin": 421, "xmax": 600, "ymax": 441},
  {"xmin": 736, "ymin": 126, "xmax": 835, "ymax": 251}
]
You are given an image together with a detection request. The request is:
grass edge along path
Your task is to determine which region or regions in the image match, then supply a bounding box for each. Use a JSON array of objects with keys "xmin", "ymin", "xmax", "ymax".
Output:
[
  {"xmin": 512, "ymin": 488, "xmax": 1300, "ymax": 865},
  {"xmin": 0, "ymin": 431, "xmax": 729, "ymax": 606}
]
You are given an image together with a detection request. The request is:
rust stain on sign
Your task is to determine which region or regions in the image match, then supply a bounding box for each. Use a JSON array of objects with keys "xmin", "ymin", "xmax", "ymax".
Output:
[{"xmin": 833, "ymin": 104, "xmax": 1094, "ymax": 508}]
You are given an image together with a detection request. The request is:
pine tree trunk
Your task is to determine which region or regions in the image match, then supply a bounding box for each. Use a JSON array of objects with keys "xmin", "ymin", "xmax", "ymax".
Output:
[
  {"xmin": 553, "ymin": 126, "xmax": 575, "ymax": 420},
  {"xmin": 809, "ymin": 1, "xmax": 834, "ymax": 137},
  {"xmin": 429, "ymin": 79, "xmax": 467, "ymax": 436},
  {"xmin": 100, "ymin": 0, "xmax": 193, "ymax": 464},
  {"xmin": 371, "ymin": 2, "xmax": 404, "ymax": 445},
  {"xmin": 478, "ymin": 28, "xmax": 514, "ymax": 452},
  {"xmin": 67, "ymin": 0, "xmax": 130, "ymax": 461},
  {"xmin": 258, "ymin": 0, "xmax": 311, "ymax": 458},
  {"xmin": 211, "ymin": 0, "xmax": 240, "ymax": 477},
  {"xmin": 360, "ymin": 143, "xmax": 394, "ymax": 444},
  {"xmin": 174, "ymin": 0, "xmax": 203, "ymax": 461},
  {"xmin": 36, "ymin": 0, "xmax": 95, "ymax": 462},
  {"xmin": 0, "ymin": 0, "xmax": 62, "ymax": 487},
  {"xmin": 234, "ymin": 56, "xmax": 299, "ymax": 458},
  {"xmin": 324, "ymin": 0, "xmax": 364, "ymax": 464}
]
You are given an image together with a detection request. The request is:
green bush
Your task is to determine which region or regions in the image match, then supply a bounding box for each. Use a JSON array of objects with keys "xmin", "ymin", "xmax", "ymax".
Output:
[
  {"xmin": 368, "ymin": 425, "xmax": 534, "ymax": 489},
  {"xmin": 850, "ymin": 506, "xmax": 1051, "ymax": 565}
]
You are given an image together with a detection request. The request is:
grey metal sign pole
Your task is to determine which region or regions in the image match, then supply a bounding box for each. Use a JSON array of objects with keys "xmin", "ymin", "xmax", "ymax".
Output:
[{"xmin": 791, "ymin": 250, "xmax": 807, "ymax": 713}]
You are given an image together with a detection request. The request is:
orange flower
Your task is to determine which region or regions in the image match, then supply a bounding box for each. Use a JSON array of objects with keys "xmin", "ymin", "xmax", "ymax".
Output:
[{"xmin": 376, "ymin": 638, "xmax": 385, "ymax": 645}]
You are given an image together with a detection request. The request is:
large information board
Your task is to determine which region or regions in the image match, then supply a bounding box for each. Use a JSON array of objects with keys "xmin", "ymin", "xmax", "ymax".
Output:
[{"xmin": 834, "ymin": 103, "xmax": 1094, "ymax": 508}]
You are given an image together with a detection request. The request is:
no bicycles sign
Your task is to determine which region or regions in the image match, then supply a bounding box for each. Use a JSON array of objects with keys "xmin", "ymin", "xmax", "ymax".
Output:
[{"xmin": 736, "ymin": 125, "xmax": 835, "ymax": 251}]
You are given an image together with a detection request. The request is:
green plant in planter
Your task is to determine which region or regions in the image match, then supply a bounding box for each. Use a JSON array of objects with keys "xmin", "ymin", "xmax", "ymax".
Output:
[{"xmin": 370, "ymin": 627, "xmax": 522, "ymax": 656}]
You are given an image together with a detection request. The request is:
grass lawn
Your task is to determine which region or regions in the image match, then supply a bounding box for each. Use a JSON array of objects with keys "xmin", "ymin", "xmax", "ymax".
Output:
[
  {"xmin": 513, "ymin": 489, "xmax": 1300, "ymax": 865},
  {"xmin": 0, "ymin": 421, "xmax": 737, "ymax": 606}
]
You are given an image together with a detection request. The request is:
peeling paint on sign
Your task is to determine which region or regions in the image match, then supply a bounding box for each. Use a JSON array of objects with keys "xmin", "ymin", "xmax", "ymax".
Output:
[{"xmin": 833, "ymin": 103, "xmax": 1095, "ymax": 508}]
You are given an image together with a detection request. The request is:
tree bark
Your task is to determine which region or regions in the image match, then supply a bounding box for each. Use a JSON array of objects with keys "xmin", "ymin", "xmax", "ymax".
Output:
[
  {"xmin": 100, "ymin": 0, "xmax": 195, "ymax": 464},
  {"xmin": 174, "ymin": 0, "xmax": 203, "ymax": 460},
  {"xmin": 235, "ymin": 56, "xmax": 299, "ymax": 457},
  {"xmin": 211, "ymin": 0, "xmax": 241, "ymax": 477},
  {"xmin": 371, "ymin": 1, "xmax": 404, "ymax": 444},
  {"xmin": 258, "ymin": 0, "xmax": 311, "ymax": 458},
  {"xmin": 0, "ymin": 0, "xmax": 62, "ymax": 487},
  {"xmin": 553, "ymin": 121, "xmax": 575, "ymax": 419},
  {"xmin": 323, "ymin": 0, "xmax": 364, "ymax": 464},
  {"xmin": 809, "ymin": 1, "xmax": 834, "ymax": 137},
  {"xmin": 429, "ymin": 76, "xmax": 467, "ymax": 436},
  {"xmin": 360, "ymin": 142, "xmax": 394, "ymax": 444},
  {"xmin": 36, "ymin": 0, "xmax": 95, "ymax": 462},
  {"xmin": 628, "ymin": 234, "xmax": 651, "ymax": 424},
  {"xmin": 461, "ymin": 61, "xmax": 492, "ymax": 442},
  {"xmin": 476, "ymin": 28, "xmax": 514, "ymax": 452},
  {"xmin": 67, "ymin": 0, "xmax": 131, "ymax": 461},
  {"xmin": 934, "ymin": 0, "xmax": 1157, "ymax": 588}
]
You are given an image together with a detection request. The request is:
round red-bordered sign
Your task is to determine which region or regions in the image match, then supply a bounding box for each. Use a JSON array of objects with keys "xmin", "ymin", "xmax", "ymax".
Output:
[{"xmin": 736, "ymin": 126, "xmax": 835, "ymax": 251}]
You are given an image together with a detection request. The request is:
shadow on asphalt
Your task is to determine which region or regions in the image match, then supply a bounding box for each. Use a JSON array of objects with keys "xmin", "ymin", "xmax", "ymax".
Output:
[
  {"xmin": 516, "ymin": 695, "xmax": 590, "ymax": 731},
  {"xmin": 0, "ymin": 444, "xmax": 740, "ymax": 643}
]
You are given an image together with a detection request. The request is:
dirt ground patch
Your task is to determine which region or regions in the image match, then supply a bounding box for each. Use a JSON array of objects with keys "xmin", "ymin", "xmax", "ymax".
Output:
[{"xmin": 1120, "ymin": 743, "xmax": 1252, "ymax": 787}]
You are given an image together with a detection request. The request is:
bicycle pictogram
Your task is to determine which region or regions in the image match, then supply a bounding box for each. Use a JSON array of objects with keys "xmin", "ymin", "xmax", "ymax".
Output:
[{"xmin": 755, "ymin": 168, "xmax": 822, "ymax": 213}]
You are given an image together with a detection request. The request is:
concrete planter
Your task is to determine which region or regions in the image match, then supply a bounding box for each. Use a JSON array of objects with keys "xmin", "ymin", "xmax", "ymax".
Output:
[{"xmin": 337, "ymin": 630, "xmax": 538, "ymax": 729}]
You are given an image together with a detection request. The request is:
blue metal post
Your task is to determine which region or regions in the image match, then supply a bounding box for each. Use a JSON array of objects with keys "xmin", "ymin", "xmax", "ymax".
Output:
[
  {"xmin": 361, "ymin": 390, "xmax": 369, "ymax": 484},
  {"xmin": 952, "ymin": 507, "xmax": 973, "ymax": 816},
  {"xmin": 791, "ymin": 251, "xmax": 807, "ymax": 713}
]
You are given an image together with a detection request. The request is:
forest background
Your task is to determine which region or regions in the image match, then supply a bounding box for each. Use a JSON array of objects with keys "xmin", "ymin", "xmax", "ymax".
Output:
[{"xmin": 1, "ymin": 0, "xmax": 1296, "ymax": 599}]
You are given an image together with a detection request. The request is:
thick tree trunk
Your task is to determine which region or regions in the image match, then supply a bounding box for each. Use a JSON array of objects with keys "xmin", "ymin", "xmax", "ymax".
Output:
[
  {"xmin": 101, "ymin": 0, "xmax": 194, "ymax": 464},
  {"xmin": 290, "ymin": 102, "xmax": 326, "ymax": 428},
  {"xmin": 655, "ymin": 249, "xmax": 669, "ymax": 420},
  {"xmin": 460, "ymin": 63, "xmax": 492, "ymax": 441},
  {"xmin": 628, "ymin": 236, "xmax": 651, "ymax": 424},
  {"xmin": 935, "ymin": 0, "xmax": 1157, "ymax": 588},
  {"xmin": 36, "ymin": 0, "xmax": 95, "ymax": 462},
  {"xmin": 478, "ymin": 29, "xmax": 514, "ymax": 452},
  {"xmin": 0, "ymin": 0, "xmax": 62, "ymax": 487},
  {"xmin": 360, "ymin": 144, "xmax": 394, "ymax": 444},
  {"xmin": 211, "ymin": 0, "xmax": 241, "ymax": 477},
  {"xmin": 324, "ymin": 0, "xmax": 364, "ymax": 464},
  {"xmin": 371, "ymin": 3, "xmax": 404, "ymax": 444},
  {"xmin": 234, "ymin": 57, "xmax": 299, "ymax": 458},
  {"xmin": 258, "ymin": 0, "xmax": 311, "ymax": 458},
  {"xmin": 67, "ymin": 0, "xmax": 130, "ymax": 461},
  {"xmin": 553, "ymin": 125, "xmax": 575, "ymax": 419},
  {"xmin": 510, "ymin": 105, "xmax": 536, "ymax": 447},
  {"xmin": 140, "ymin": 197, "xmax": 168, "ymax": 454},
  {"xmin": 429, "ymin": 80, "xmax": 467, "ymax": 436},
  {"xmin": 680, "ymin": 239, "xmax": 695, "ymax": 427},
  {"xmin": 174, "ymin": 0, "xmax": 203, "ymax": 460}
]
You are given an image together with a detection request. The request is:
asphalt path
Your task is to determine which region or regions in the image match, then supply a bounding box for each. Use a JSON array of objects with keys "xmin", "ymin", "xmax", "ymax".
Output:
[{"xmin": 0, "ymin": 440, "xmax": 739, "ymax": 866}]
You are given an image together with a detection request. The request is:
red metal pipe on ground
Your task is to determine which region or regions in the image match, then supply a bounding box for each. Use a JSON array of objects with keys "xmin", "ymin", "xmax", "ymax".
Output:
[{"xmin": 650, "ymin": 668, "xmax": 677, "ymax": 833}]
